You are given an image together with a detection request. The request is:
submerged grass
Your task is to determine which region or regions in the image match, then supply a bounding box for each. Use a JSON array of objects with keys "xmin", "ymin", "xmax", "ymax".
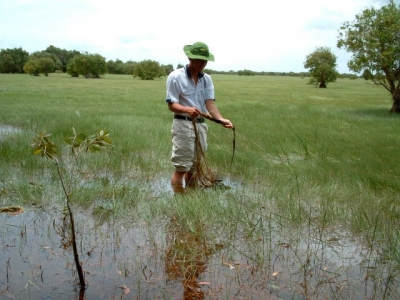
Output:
[{"xmin": 1, "ymin": 73, "xmax": 399, "ymax": 298}]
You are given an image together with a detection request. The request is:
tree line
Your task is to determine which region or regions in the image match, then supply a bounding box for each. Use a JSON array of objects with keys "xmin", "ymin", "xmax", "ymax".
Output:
[
  {"xmin": 0, "ymin": 45, "xmax": 174, "ymax": 79},
  {"xmin": 0, "ymin": 45, "xmax": 365, "ymax": 82},
  {"xmin": 0, "ymin": 45, "xmax": 361, "ymax": 80}
]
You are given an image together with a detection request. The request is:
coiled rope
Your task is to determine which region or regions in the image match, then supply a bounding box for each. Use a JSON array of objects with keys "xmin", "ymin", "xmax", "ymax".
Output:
[{"xmin": 190, "ymin": 113, "xmax": 235, "ymax": 188}]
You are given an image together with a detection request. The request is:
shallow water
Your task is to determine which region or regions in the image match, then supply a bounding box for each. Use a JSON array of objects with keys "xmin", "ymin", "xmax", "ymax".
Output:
[
  {"xmin": 1, "ymin": 208, "xmax": 168, "ymax": 299},
  {"xmin": 1, "ymin": 203, "xmax": 398, "ymax": 300},
  {"xmin": 0, "ymin": 125, "xmax": 21, "ymax": 141}
]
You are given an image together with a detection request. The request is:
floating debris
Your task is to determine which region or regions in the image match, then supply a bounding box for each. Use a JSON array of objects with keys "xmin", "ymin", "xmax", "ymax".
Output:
[{"xmin": 0, "ymin": 206, "xmax": 24, "ymax": 213}]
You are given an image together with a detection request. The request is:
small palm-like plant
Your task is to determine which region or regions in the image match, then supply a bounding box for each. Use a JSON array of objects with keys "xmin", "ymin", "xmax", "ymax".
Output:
[{"xmin": 31, "ymin": 128, "xmax": 112, "ymax": 289}]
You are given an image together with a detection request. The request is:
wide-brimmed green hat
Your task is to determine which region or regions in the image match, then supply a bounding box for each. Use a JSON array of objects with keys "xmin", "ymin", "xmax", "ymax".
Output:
[{"xmin": 183, "ymin": 42, "xmax": 215, "ymax": 61}]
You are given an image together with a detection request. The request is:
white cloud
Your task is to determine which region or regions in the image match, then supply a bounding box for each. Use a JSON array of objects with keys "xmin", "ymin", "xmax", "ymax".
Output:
[{"xmin": 0, "ymin": 0, "xmax": 392, "ymax": 72}]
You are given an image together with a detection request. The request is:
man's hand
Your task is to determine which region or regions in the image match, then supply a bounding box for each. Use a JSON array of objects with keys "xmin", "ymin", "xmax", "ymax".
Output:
[
  {"xmin": 168, "ymin": 102, "xmax": 201, "ymax": 118},
  {"xmin": 186, "ymin": 107, "xmax": 201, "ymax": 119},
  {"xmin": 220, "ymin": 119, "xmax": 234, "ymax": 128}
]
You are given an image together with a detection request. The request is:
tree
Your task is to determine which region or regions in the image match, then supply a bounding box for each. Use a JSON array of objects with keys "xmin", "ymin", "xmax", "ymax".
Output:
[
  {"xmin": 38, "ymin": 57, "xmax": 56, "ymax": 76},
  {"xmin": 238, "ymin": 69, "xmax": 255, "ymax": 76},
  {"xmin": 30, "ymin": 51, "xmax": 62, "ymax": 71},
  {"xmin": 67, "ymin": 53, "xmax": 106, "ymax": 78},
  {"xmin": 107, "ymin": 59, "xmax": 126, "ymax": 74},
  {"xmin": 133, "ymin": 60, "xmax": 162, "ymax": 80},
  {"xmin": 304, "ymin": 47, "xmax": 338, "ymax": 88},
  {"xmin": 23, "ymin": 58, "xmax": 40, "ymax": 76},
  {"xmin": 66, "ymin": 56, "xmax": 80, "ymax": 77},
  {"xmin": 0, "ymin": 53, "xmax": 15, "ymax": 73},
  {"xmin": 337, "ymin": 0, "xmax": 400, "ymax": 112},
  {"xmin": 43, "ymin": 45, "xmax": 81, "ymax": 72},
  {"xmin": 162, "ymin": 63, "xmax": 174, "ymax": 75},
  {"xmin": 88, "ymin": 54, "xmax": 106, "ymax": 78},
  {"xmin": 68, "ymin": 54, "xmax": 91, "ymax": 77},
  {"xmin": 23, "ymin": 56, "xmax": 56, "ymax": 76},
  {"xmin": 124, "ymin": 60, "xmax": 137, "ymax": 75},
  {"xmin": 0, "ymin": 48, "xmax": 29, "ymax": 73},
  {"xmin": 114, "ymin": 59, "xmax": 125, "ymax": 74},
  {"xmin": 45, "ymin": 45, "xmax": 80, "ymax": 72},
  {"xmin": 106, "ymin": 59, "xmax": 116, "ymax": 74},
  {"xmin": 362, "ymin": 69, "xmax": 373, "ymax": 80}
]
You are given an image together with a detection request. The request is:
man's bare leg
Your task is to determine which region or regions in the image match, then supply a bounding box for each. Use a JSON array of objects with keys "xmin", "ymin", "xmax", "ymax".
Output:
[
  {"xmin": 184, "ymin": 172, "xmax": 196, "ymax": 189},
  {"xmin": 171, "ymin": 170, "xmax": 186, "ymax": 194}
]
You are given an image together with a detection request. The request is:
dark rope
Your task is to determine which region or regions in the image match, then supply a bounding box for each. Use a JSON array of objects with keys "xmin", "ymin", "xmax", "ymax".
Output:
[
  {"xmin": 192, "ymin": 119, "xmax": 217, "ymax": 187},
  {"xmin": 201, "ymin": 113, "xmax": 235, "ymax": 173}
]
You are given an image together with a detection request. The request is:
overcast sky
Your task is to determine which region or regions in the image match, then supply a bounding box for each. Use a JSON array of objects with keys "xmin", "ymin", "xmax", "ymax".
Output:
[{"xmin": 0, "ymin": 0, "xmax": 393, "ymax": 73}]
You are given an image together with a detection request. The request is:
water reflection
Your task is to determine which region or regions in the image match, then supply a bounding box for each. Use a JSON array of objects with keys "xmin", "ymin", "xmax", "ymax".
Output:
[
  {"xmin": 1, "ymin": 204, "xmax": 399, "ymax": 299},
  {"xmin": 165, "ymin": 217, "xmax": 210, "ymax": 300}
]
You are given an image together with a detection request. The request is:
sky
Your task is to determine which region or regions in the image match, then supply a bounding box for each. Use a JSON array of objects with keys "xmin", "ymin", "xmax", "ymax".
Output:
[{"xmin": 0, "ymin": 0, "xmax": 394, "ymax": 73}]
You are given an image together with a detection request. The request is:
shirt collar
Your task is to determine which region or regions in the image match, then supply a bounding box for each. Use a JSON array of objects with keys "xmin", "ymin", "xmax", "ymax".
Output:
[{"xmin": 185, "ymin": 65, "xmax": 204, "ymax": 79}]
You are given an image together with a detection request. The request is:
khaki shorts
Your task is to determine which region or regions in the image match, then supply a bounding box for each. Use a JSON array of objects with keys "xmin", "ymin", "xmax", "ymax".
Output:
[{"xmin": 171, "ymin": 119, "xmax": 208, "ymax": 173}]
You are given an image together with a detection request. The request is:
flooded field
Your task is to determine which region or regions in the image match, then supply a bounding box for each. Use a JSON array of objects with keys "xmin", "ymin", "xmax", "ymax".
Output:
[
  {"xmin": 1, "ymin": 199, "xmax": 398, "ymax": 300},
  {"xmin": 2, "ymin": 72, "xmax": 400, "ymax": 299}
]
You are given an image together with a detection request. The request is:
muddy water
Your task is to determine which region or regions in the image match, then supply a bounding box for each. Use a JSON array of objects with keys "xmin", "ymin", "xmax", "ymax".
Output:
[
  {"xmin": 0, "ymin": 206, "xmax": 398, "ymax": 299},
  {"xmin": 1, "ymin": 208, "xmax": 172, "ymax": 299}
]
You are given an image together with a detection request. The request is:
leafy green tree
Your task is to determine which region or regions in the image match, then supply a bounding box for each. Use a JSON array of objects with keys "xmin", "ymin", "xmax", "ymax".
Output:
[
  {"xmin": 304, "ymin": 47, "xmax": 338, "ymax": 88},
  {"xmin": 107, "ymin": 59, "xmax": 126, "ymax": 74},
  {"xmin": 67, "ymin": 53, "xmax": 106, "ymax": 78},
  {"xmin": 177, "ymin": 63, "xmax": 184, "ymax": 69},
  {"xmin": 238, "ymin": 69, "xmax": 255, "ymax": 76},
  {"xmin": 23, "ymin": 56, "xmax": 55, "ymax": 76},
  {"xmin": 337, "ymin": 0, "xmax": 400, "ymax": 112},
  {"xmin": 68, "ymin": 54, "xmax": 91, "ymax": 77},
  {"xmin": 114, "ymin": 59, "xmax": 125, "ymax": 74},
  {"xmin": 106, "ymin": 59, "xmax": 117, "ymax": 74},
  {"xmin": 0, "ymin": 48, "xmax": 29, "ymax": 73},
  {"xmin": 30, "ymin": 51, "xmax": 63, "ymax": 71},
  {"xmin": 66, "ymin": 56, "xmax": 80, "ymax": 77},
  {"xmin": 0, "ymin": 52, "xmax": 15, "ymax": 73},
  {"xmin": 88, "ymin": 54, "xmax": 106, "ymax": 78},
  {"xmin": 124, "ymin": 60, "xmax": 137, "ymax": 75},
  {"xmin": 45, "ymin": 45, "xmax": 80, "ymax": 72},
  {"xmin": 23, "ymin": 58, "xmax": 40, "ymax": 76},
  {"xmin": 38, "ymin": 57, "xmax": 56, "ymax": 76},
  {"xmin": 133, "ymin": 60, "xmax": 162, "ymax": 80},
  {"xmin": 162, "ymin": 64, "xmax": 174, "ymax": 75},
  {"xmin": 11, "ymin": 48, "xmax": 30, "ymax": 73},
  {"xmin": 362, "ymin": 69, "xmax": 373, "ymax": 80}
]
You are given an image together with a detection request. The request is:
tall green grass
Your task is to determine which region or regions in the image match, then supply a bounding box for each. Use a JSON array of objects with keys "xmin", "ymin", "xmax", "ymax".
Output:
[
  {"xmin": 1, "ymin": 73, "xmax": 399, "ymax": 297},
  {"xmin": 1, "ymin": 73, "xmax": 399, "ymax": 217}
]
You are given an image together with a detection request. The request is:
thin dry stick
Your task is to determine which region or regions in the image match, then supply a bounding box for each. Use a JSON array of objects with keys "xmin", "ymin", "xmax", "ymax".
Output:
[{"xmin": 55, "ymin": 163, "xmax": 86, "ymax": 289}]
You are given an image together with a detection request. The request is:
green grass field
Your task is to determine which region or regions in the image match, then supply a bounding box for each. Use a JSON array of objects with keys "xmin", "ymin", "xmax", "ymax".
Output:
[{"xmin": 1, "ymin": 73, "xmax": 399, "ymax": 298}]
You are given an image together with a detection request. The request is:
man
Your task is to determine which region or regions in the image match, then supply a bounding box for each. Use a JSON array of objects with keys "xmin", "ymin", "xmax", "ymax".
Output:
[{"xmin": 165, "ymin": 41, "xmax": 233, "ymax": 194}]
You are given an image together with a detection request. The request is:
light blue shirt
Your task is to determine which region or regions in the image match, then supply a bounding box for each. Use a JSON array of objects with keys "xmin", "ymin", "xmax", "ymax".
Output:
[{"xmin": 166, "ymin": 65, "xmax": 215, "ymax": 115}]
